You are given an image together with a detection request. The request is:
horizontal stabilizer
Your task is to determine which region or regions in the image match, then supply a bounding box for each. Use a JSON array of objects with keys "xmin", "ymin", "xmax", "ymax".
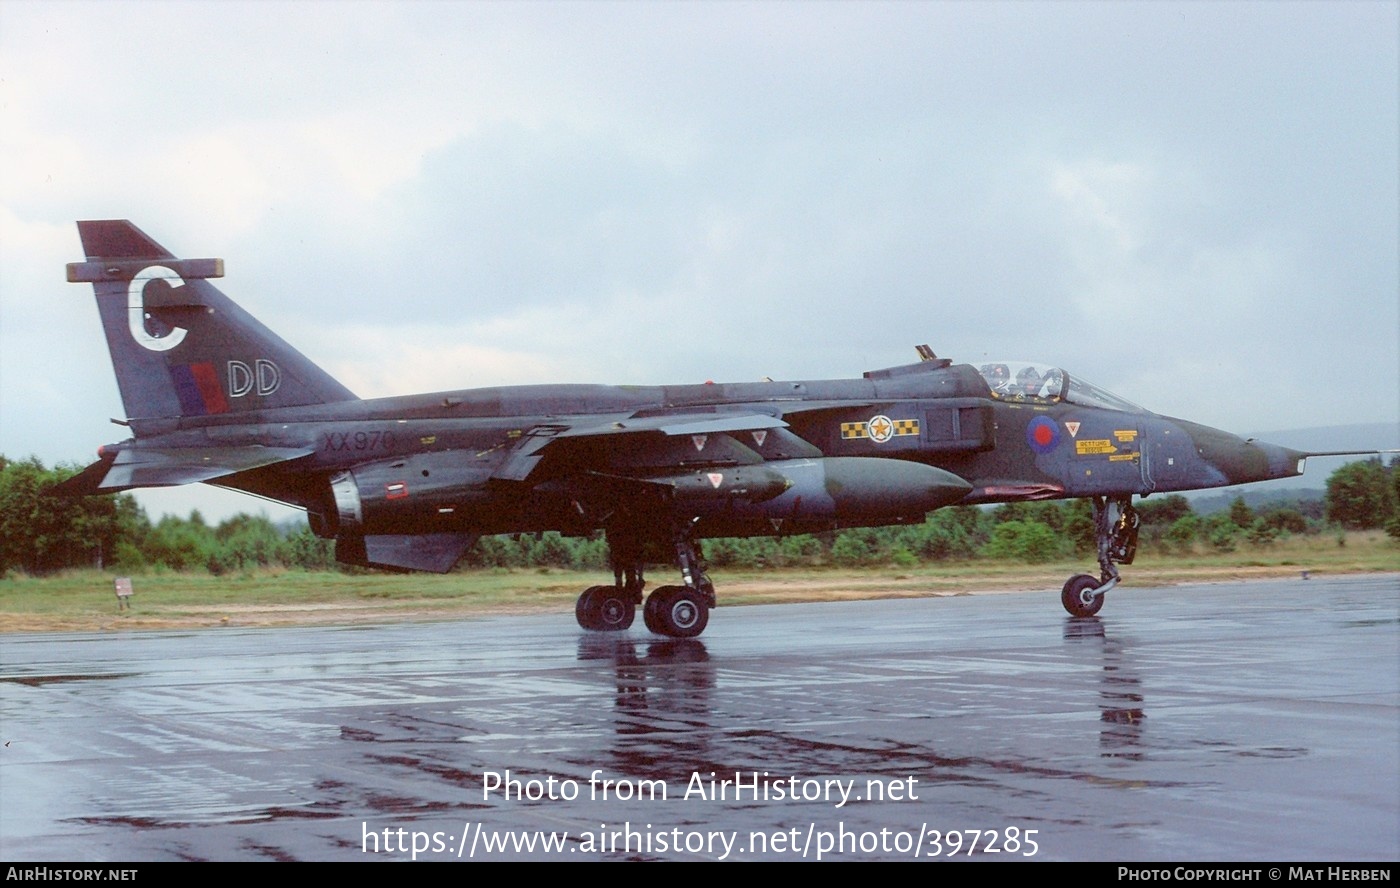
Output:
[
  {"xmin": 47, "ymin": 455, "xmax": 120, "ymax": 497},
  {"xmin": 49, "ymin": 445, "xmax": 313, "ymax": 495},
  {"xmin": 67, "ymin": 257, "xmax": 224, "ymax": 284}
]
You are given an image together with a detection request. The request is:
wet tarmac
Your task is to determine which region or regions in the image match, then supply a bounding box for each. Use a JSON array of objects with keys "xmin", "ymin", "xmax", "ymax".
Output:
[{"xmin": 1, "ymin": 574, "xmax": 1396, "ymax": 861}]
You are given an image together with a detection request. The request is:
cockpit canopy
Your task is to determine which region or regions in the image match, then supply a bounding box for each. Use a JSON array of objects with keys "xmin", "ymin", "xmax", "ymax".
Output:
[{"xmin": 976, "ymin": 361, "xmax": 1146, "ymax": 414}]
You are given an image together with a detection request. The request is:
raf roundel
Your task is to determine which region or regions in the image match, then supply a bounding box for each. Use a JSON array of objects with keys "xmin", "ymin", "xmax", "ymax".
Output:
[{"xmin": 1025, "ymin": 415, "xmax": 1060, "ymax": 455}]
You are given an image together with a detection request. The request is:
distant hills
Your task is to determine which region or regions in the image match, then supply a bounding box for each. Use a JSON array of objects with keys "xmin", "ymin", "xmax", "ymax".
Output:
[{"xmin": 1245, "ymin": 422, "xmax": 1399, "ymax": 454}]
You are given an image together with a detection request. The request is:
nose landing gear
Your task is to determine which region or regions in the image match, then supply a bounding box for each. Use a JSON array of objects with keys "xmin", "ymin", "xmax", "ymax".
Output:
[{"xmin": 1061, "ymin": 495, "xmax": 1139, "ymax": 618}]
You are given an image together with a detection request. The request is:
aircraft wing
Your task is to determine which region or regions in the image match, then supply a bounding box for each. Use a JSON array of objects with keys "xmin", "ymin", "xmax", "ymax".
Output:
[
  {"xmin": 494, "ymin": 411, "xmax": 791, "ymax": 483},
  {"xmin": 556, "ymin": 412, "xmax": 789, "ymax": 438},
  {"xmin": 50, "ymin": 445, "xmax": 314, "ymax": 495}
]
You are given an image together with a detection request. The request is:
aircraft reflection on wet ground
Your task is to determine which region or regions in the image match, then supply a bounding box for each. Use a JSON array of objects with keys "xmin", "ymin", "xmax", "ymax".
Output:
[{"xmin": 0, "ymin": 574, "xmax": 1395, "ymax": 861}]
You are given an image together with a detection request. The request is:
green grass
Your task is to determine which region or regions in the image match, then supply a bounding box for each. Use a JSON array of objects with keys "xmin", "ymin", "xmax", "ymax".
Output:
[{"xmin": 2, "ymin": 532, "xmax": 1395, "ymax": 632}]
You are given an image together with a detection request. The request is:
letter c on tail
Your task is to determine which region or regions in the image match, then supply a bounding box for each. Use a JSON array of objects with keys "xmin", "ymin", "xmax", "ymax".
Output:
[{"xmin": 128, "ymin": 265, "xmax": 188, "ymax": 352}]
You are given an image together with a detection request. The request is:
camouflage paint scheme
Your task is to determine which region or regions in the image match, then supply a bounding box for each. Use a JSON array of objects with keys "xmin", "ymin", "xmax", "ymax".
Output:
[{"xmin": 58, "ymin": 221, "xmax": 1328, "ymax": 636}]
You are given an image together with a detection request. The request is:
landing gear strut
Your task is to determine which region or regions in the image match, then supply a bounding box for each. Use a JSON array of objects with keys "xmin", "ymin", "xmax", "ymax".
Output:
[
  {"xmin": 574, "ymin": 520, "xmax": 716, "ymax": 638},
  {"xmin": 1061, "ymin": 495, "xmax": 1139, "ymax": 618}
]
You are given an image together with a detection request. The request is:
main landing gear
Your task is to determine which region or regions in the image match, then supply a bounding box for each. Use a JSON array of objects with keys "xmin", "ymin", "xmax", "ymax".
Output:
[
  {"xmin": 1061, "ymin": 495, "xmax": 1140, "ymax": 618},
  {"xmin": 574, "ymin": 521, "xmax": 715, "ymax": 638}
]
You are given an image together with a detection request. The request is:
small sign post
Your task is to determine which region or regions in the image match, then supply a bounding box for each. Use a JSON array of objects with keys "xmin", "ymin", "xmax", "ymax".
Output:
[{"xmin": 114, "ymin": 577, "xmax": 133, "ymax": 611}]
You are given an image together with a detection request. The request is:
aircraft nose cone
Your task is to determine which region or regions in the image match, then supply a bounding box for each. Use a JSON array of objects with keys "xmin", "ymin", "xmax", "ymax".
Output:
[
  {"xmin": 1252, "ymin": 440, "xmax": 1309, "ymax": 481},
  {"xmin": 1181, "ymin": 421, "xmax": 1306, "ymax": 484}
]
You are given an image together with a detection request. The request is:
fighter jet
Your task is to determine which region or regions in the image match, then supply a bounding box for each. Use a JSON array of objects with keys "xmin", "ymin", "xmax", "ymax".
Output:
[{"xmin": 56, "ymin": 220, "xmax": 1347, "ymax": 637}]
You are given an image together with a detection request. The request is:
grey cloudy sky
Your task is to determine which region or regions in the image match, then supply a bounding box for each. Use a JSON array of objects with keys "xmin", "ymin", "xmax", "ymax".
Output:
[{"xmin": 1, "ymin": 1, "xmax": 1396, "ymax": 521}]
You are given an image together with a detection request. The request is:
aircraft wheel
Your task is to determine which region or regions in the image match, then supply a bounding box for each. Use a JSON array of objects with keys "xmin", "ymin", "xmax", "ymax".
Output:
[
  {"xmin": 595, "ymin": 589, "xmax": 635, "ymax": 631},
  {"xmin": 577, "ymin": 586, "xmax": 634, "ymax": 631},
  {"xmin": 649, "ymin": 586, "xmax": 709, "ymax": 639},
  {"xmin": 576, "ymin": 586, "xmax": 603, "ymax": 630},
  {"xmin": 643, "ymin": 586, "xmax": 677, "ymax": 634},
  {"xmin": 1061, "ymin": 574, "xmax": 1105, "ymax": 618}
]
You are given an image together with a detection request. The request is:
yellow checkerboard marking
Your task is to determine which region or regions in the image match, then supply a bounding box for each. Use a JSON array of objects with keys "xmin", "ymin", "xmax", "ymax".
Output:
[{"xmin": 841, "ymin": 419, "xmax": 919, "ymax": 440}]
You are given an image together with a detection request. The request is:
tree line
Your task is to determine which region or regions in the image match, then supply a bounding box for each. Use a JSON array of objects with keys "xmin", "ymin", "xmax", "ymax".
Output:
[{"xmin": 1, "ymin": 454, "xmax": 1395, "ymax": 577}]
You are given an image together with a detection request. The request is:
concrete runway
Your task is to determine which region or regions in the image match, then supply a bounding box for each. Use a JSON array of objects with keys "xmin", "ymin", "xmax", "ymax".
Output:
[{"xmin": 1, "ymin": 574, "xmax": 1396, "ymax": 861}]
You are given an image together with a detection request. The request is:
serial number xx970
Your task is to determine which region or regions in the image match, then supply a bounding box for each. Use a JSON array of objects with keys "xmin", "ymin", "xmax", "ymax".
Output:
[{"xmin": 322, "ymin": 430, "xmax": 397, "ymax": 453}]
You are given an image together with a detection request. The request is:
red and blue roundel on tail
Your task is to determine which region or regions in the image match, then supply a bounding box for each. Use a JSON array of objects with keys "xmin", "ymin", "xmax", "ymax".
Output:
[{"xmin": 1025, "ymin": 416, "xmax": 1060, "ymax": 454}]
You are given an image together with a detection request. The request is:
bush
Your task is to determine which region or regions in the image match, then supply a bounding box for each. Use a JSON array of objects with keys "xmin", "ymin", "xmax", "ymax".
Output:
[
  {"xmin": 889, "ymin": 546, "xmax": 918, "ymax": 568},
  {"xmin": 912, "ymin": 509, "xmax": 984, "ymax": 560},
  {"xmin": 981, "ymin": 520, "xmax": 1065, "ymax": 563},
  {"xmin": 1245, "ymin": 520, "xmax": 1279, "ymax": 548},
  {"xmin": 1164, "ymin": 514, "xmax": 1201, "ymax": 552},
  {"xmin": 1257, "ymin": 507, "xmax": 1308, "ymax": 536},
  {"xmin": 1203, "ymin": 515, "xmax": 1239, "ymax": 552},
  {"xmin": 1325, "ymin": 460, "xmax": 1397, "ymax": 530},
  {"xmin": 111, "ymin": 541, "xmax": 148, "ymax": 571},
  {"xmin": 830, "ymin": 530, "xmax": 880, "ymax": 567}
]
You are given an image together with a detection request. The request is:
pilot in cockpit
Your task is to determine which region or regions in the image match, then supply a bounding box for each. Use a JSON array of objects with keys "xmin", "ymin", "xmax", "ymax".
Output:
[
  {"xmin": 981, "ymin": 363, "xmax": 1012, "ymax": 395},
  {"xmin": 1016, "ymin": 365, "xmax": 1042, "ymax": 396}
]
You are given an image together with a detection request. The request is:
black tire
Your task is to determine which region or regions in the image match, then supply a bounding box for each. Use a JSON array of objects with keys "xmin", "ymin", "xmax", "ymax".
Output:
[
  {"xmin": 578, "ymin": 585, "xmax": 634, "ymax": 631},
  {"xmin": 643, "ymin": 586, "xmax": 677, "ymax": 635},
  {"xmin": 595, "ymin": 588, "xmax": 635, "ymax": 631},
  {"xmin": 653, "ymin": 586, "xmax": 709, "ymax": 639},
  {"xmin": 576, "ymin": 586, "xmax": 604, "ymax": 630},
  {"xmin": 1061, "ymin": 574, "xmax": 1105, "ymax": 618}
]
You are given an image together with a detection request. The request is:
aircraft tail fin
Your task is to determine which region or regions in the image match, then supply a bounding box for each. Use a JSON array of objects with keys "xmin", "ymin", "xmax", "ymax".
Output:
[{"xmin": 68, "ymin": 220, "xmax": 357, "ymax": 434}]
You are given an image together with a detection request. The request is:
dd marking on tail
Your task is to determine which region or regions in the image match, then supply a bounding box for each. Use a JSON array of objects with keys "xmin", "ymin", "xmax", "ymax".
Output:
[{"xmin": 229, "ymin": 359, "xmax": 282, "ymax": 397}]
